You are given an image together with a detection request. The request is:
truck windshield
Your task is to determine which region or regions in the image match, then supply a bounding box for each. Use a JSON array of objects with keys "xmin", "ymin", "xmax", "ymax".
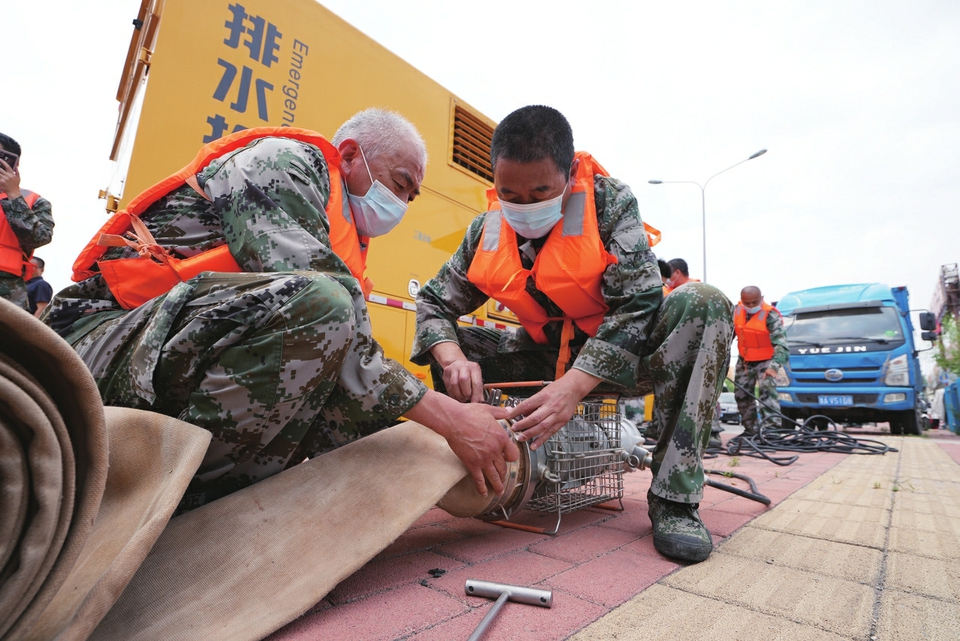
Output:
[{"xmin": 786, "ymin": 307, "xmax": 904, "ymax": 345}]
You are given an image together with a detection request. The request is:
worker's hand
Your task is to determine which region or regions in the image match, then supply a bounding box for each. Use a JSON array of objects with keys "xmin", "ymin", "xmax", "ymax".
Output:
[
  {"xmin": 0, "ymin": 157, "xmax": 20, "ymax": 200},
  {"xmin": 506, "ymin": 369, "xmax": 601, "ymax": 450},
  {"xmin": 405, "ymin": 390, "xmax": 519, "ymax": 497},
  {"xmin": 430, "ymin": 341, "xmax": 484, "ymax": 403},
  {"xmin": 762, "ymin": 367, "xmax": 777, "ymax": 379},
  {"xmin": 445, "ymin": 402, "xmax": 520, "ymax": 496},
  {"xmin": 442, "ymin": 359, "xmax": 484, "ymax": 403}
]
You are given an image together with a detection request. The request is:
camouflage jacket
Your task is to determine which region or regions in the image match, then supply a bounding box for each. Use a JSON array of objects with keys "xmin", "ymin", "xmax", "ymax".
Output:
[
  {"xmin": 764, "ymin": 308, "xmax": 790, "ymax": 366},
  {"xmin": 412, "ymin": 174, "xmax": 663, "ymax": 390},
  {"xmin": 0, "ymin": 192, "xmax": 54, "ymax": 309},
  {"xmin": 45, "ymin": 137, "xmax": 425, "ymax": 418}
]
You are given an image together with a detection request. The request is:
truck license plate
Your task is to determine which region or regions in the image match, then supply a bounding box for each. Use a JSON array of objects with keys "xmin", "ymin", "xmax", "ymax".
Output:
[{"xmin": 818, "ymin": 395, "xmax": 854, "ymax": 406}]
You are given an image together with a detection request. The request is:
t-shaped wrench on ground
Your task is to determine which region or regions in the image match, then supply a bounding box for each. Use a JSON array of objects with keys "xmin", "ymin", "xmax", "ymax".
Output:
[{"xmin": 464, "ymin": 579, "xmax": 553, "ymax": 640}]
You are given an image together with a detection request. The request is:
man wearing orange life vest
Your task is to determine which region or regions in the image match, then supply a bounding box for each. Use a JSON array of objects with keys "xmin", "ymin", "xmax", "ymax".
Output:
[
  {"xmin": 733, "ymin": 286, "xmax": 789, "ymax": 436},
  {"xmin": 666, "ymin": 257, "xmax": 700, "ymax": 291},
  {"xmin": 44, "ymin": 109, "xmax": 518, "ymax": 512},
  {"xmin": 0, "ymin": 133, "xmax": 54, "ymax": 311},
  {"xmin": 413, "ymin": 105, "xmax": 734, "ymax": 563}
]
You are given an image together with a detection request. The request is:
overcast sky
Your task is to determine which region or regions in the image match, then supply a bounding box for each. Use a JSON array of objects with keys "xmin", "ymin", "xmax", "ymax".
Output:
[{"xmin": 8, "ymin": 1, "xmax": 959, "ymax": 371}]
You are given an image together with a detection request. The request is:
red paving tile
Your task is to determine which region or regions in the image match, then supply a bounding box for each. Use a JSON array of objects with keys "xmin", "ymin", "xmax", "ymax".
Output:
[
  {"xmin": 410, "ymin": 508, "xmax": 458, "ymax": 528},
  {"xmin": 699, "ymin": 508, "xmax": 755, "ymax": 537},
  {"xmin": 530, "ymin": 523, "xmax": 641, "ymax": 563},
  {"xmin": 327, "ymin": 550, "xmax": 465, "ymax": 605},
  {"xmin": 545, "ymin": 547, "xmax": 680, "ymax": 606},
  {"xmin": 593, "ymin": 502, "xmax": 654, "ymax": 537},
  {"xmin": 620, "ymin": 532, "xmax": 679, "ymax": 559},
  {"xmin": 374, "ymin": 524, "xmax": 466, "ymax": 560},
  {"xmin": 435, "ymin": 524, "xmax": 550, "ymax": 564},
  {"xmin": 268, "ymin": 430, "xmax": 866, "ymax": 641}
]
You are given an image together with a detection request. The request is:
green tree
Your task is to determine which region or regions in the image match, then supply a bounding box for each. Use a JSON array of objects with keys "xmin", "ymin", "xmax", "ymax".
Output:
[{"xmin": 934, "ymin": 314, "xmax": 960, "ymax": 375}]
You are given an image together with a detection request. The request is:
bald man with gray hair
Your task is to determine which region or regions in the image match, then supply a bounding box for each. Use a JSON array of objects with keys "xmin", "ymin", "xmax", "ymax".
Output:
[{"xmin": 333, "ymin": 107, "xmax": 428, "ymax": 168}]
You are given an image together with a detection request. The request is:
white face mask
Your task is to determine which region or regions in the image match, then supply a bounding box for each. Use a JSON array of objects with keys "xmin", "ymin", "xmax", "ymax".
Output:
[
  {"xmin": 743, "ymin": 304, "xmax": 763, "ymax": 314},
  {"xmin": 347, "ymin": 145, "xmax": 408, "ymax": 237},
  {"xmin": 498, "ymin": 192, "xmax": 565, "ymax": 239}
]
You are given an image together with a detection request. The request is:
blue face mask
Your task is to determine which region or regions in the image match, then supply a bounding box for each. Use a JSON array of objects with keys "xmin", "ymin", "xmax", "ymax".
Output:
[
  {"xmin": 744, "ymin": 304, "xmax": 763, "ymax": 314},
  {"xmin": 347, "ymin": 145, "xmax": 408, "ymax": 238},
  {"xmin": 499, "ymin": 191, "xmax": 564, "ymax": 239}
]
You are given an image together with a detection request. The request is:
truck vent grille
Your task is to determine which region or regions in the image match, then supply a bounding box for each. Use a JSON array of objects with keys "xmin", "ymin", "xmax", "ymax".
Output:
[
  {"xmin": 792, "ymin": 366, "xmax": 877, "ymax": 373},
  {"xmin": 796, "ymin": 394, "xmax": 878, "ymax": 404},
  {"xmin": 795, "ymin": 377, "xmax": 877, "ymax": 384},
  {"xmin": 452, "ymin": 105, "xmax": 494, "ymax": 183}
]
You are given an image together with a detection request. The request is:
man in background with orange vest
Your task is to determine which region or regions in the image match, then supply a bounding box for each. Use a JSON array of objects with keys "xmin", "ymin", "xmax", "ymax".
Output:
[
  {"xmin": 0, "ymin": 133, "xmax": 54, "ymax": 311},
  {"xmin": 44, "ymin": 109, "xmax": 518, "ymax": 512},
  {"xmin": 666, "ymin": 257, "xmax": 699, "ymax": 290},
  {"xmin": 413, "ymin": 105, "xmax": 733, "ymax": 563},
  {"xmin": 733, "ymin": 285, "xmax": 789, "ymax": 436}
]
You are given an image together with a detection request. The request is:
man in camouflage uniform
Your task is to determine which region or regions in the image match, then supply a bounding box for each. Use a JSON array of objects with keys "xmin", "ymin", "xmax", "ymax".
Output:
[
  {"xmin": 733, "ymin": 285, "xmax": 789, "ymax": 435},
  {"xmin": 0, "ymin": 133, "xmax": 54, "ymax": 310},
  {"xmin": 413, "ymin": 105, "xmax": 733, "ymax": 563},
  {"xmin": 45, "ymin": 109, "xmax": 517, "ymax": 512}
]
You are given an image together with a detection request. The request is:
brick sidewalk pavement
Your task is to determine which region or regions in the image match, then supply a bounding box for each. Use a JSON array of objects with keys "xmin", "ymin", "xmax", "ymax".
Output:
[{"xmin": 266, "ymin": 428, "xmax": 960, "ymax": 640}]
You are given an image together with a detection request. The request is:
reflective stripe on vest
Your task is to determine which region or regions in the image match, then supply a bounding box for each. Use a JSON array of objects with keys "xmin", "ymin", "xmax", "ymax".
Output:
[
  {"xmin": 0, "ymin": 189, "xmax": 41, "ymax": 279},
  {"xmin": 734, "ymin": 301, "xmax": 778, "ymax": 361},
  {"xmin": 72, "ymin": 127, "xmax": 369, "ymax": 309},
  {"xmin": 466, "ymin": 151, "xmax": 617, "ymax": 346}
]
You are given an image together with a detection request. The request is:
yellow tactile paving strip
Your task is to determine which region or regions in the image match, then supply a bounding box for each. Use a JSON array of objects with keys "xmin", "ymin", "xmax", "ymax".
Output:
[{"xmin": 571, "ymin": 436, "xmax": 960, "ymax": 640}]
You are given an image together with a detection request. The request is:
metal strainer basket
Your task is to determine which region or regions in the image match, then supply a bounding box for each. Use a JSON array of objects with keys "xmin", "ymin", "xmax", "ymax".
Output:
[
  {"xmin": 524, "ymin": 399, "xmax": 625, "ymax": 515},
  {"xmin": 476, "ymin": 385, "xmax": 649, "ymax": 534}
]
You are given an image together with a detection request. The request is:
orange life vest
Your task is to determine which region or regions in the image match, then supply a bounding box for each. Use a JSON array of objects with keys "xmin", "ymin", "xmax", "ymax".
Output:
[
  {"xmin": 72, "ymin": 127, "xmax": 369, "ymax": 309},
  {"xmin": 734, "ymin": 301, "xmax": 779, "ymax": 361},
  {"xmin": 468, "ymin": 152, "xmax": 633, "ymax": 379},
  {"xmin": 0, "ymin": 189, "xmax": 41, "ymax": 280}
]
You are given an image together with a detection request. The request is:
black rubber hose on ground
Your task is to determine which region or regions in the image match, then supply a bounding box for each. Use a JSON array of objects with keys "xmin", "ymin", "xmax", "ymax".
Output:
[{"xmin": 724, "ymin": 377, "xmax": 898, "ymax": 461}]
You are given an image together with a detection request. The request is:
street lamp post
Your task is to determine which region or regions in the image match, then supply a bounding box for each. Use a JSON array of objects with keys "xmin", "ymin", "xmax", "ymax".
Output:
[{"xmin": 649, "ymin": 149, "xmax": 767, "ymax": 283}]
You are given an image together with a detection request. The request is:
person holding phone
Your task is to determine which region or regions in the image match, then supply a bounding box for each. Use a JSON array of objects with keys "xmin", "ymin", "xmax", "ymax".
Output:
[{"xmin": 0, "ymin": 133, "xmax": 54, "ymax": 311}]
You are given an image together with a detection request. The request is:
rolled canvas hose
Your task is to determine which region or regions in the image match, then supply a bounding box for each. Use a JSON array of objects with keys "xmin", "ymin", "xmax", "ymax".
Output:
[
  {"xmin": 0, "ymin": 300, "xmax": 210, "ymax": 641},
  {"xmin": 0, "ymin": 299, "xmax": 109, "ymax": 640}
]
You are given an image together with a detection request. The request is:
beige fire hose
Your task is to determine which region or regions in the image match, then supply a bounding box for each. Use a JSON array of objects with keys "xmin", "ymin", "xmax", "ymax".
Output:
[{"xmin": 89, "ymin": 419, "xmax": 474, "ymax": 640}]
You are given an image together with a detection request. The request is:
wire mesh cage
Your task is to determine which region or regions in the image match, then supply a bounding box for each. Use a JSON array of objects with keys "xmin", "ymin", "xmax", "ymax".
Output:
[{"xmin": 524, "ymin": 398, "xmax": 625, "ymax": 515}]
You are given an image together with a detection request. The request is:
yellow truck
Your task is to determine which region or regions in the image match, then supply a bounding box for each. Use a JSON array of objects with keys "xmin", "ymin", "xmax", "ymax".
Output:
[{"xmin": 105, "ymin": 0, "xmax": 519, "ymax": 383}]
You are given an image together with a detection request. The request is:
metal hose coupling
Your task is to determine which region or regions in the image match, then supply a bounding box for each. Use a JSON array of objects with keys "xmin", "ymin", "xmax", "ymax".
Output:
[
  {"xmin": 618, "ymin": 416, "xmax": 653, "ymax": 472},
  {"xmin": 435, "ymin": 416, "xmax": 539, "ymax": 519}
]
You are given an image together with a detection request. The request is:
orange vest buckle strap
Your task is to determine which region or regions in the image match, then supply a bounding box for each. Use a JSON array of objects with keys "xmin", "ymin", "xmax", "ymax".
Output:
[
  {"xmin": 72, "ymin": 127, "xmax": 370, "ymax": 309},
  {"xmin": 734, "ymin": 302, "xmax": 778, "ymax": 361},
  {"xmin": 0, "ymin": 189, "xmax": 41, "ymax": 279}
]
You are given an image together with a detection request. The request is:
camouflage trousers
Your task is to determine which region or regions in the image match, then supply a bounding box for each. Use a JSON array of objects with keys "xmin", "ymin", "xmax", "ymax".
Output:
[
  {"xmin": 734, "ymin": 357, "xmax": 782, "ymax": 433},
  {"xmin": 433, "ymin": 283, "xmax": 733, "ymax": 504},
  {"xmin": 65, "ymin": 271, "xmax": 393, "ymax": 511}
]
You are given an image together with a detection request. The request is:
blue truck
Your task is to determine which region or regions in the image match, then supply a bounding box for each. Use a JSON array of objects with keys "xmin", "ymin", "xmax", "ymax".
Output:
[{"xmin": 775, "ymin": 283, "xmax": 936, "ymax": 435}]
